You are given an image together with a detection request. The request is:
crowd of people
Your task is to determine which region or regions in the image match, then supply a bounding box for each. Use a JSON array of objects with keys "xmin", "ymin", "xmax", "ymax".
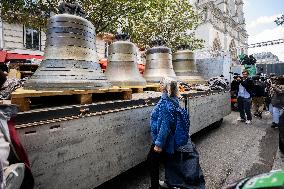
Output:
[
  {"xmin": 231, "ymin": 70, "xmax": 284, "ymax": 153},
  {"xmin": 231, "ymin": 70, "xmax": 284, "ymax": 126},
  {"xmin": 148, "ymin": 71, "xmax": 284, "ymax": 189}
]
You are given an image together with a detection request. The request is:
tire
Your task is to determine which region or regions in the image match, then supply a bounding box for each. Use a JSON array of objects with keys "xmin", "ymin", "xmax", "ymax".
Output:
[
  {"xmin": 279, "ymin": 133, "xmax": 284, "ymax": 154},
  {"xmin": 213, "ymin": 118, "xmax": 223, "ymax": 128}
]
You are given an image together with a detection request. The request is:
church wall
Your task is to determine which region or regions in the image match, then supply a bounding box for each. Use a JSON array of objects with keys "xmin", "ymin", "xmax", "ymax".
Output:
[
  {"xmin": 195, "ymin": 23, "xmax": 211, "ymax": 45},
  {"xmin": 219, "ymin": 32, "xmax": 227, "ymax": 51},
  {"xmin": 196, "ymin": 54, "xmax": 232, "ymax": 81},
  {"xmin": 193, "ymin": 0, "xmax": 248, "ymax": 58},
  {"xmin": 216, "ymin": 0, "xmax": 226, "ymax": 13},
  {"xmin": 208, "ymin": 28, "xmax": 227, "ymax": 52},
  {"xmin": 228, "ymin": 0, "xmax": 236, "ymax": 17}
]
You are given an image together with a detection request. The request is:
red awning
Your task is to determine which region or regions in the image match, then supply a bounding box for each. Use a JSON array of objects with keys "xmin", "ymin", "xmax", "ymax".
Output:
[
  {"xmin": 0, "ymin": 50, "xmax": 44, "ymax": 63},
  {"xmin": 6, "ymin": 53, "xmax": 43, "ymax": 60},
  {"xmin": 0, "ymin": 51, "xmax": 8, "ymax": 62}
]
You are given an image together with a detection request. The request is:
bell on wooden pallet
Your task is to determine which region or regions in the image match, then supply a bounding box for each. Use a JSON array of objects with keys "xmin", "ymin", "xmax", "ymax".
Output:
[
  {"xmin": 172, "ymin": 45, "xmax": 205, "ymax": 84},
  {"xmin": 105, "ymin": 33, "xmax": 146, "ymax": 87},
  {"xmin": 24, "ymin": 2, "xmax": 111, "ymax": 90},
  {"xmin": 143, "ymin": 38, "xmax": 176, "ymax": 84}
]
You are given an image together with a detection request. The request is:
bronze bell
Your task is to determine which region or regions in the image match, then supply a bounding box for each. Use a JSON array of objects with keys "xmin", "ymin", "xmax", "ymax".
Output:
[
  {"xmin": 173, "ymin": 45, "xmax": 205, "ymax": 84},
  {"xmin": 143, "ymin": 39, "xmax": 176, "ymax": 84},
  {"xmin": 24, "ymin": 3, "xmax": 111, "ymax": 90},
  {"xmin": 105, "ymin": 33, "xmax": 146, "ymax": 87}
]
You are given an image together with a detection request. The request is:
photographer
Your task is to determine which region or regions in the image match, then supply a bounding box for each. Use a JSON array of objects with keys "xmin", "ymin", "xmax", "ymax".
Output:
[
  {"xmin": 270, "ymin": 76, "xmax": 284, "ymax": 129},
  {"xmin": 252, "ymin": 74, "xmax": 266, "ymax": 118},
  {"xmin": 235, "ymin": 70, "xmax": 254, "ymax": 124},
  {"xmin": 269, "ymin": 76, "xmax": 284, "ymax": 154},
  {"xmin": 231, "ymin": 75, "xmax": 240, "ymax": 92}
]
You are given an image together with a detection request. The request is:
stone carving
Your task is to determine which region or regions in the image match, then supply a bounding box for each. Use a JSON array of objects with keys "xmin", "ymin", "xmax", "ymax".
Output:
[
  {"xmin": 229, "ymin": 39, "xmax": 237, "ymax": 60},
  {"xmin": 212, "ymin": 35, "xmax": 222, "ymax": 57}
]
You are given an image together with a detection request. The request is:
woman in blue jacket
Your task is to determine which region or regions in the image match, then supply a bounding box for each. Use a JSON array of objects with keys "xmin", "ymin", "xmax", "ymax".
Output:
[{"xmin": 148, "ymin": 77, "xmax": 205, "ymax": 189}]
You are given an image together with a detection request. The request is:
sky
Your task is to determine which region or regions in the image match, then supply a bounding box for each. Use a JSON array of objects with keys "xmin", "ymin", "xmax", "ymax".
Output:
[{"xmin": 244, "ymin": 0, "xmax": 284, "ymax": 61}]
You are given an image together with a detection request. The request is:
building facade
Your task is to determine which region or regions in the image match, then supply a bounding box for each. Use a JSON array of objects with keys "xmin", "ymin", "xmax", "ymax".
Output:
[
  {"xmin": 253, "ymin": 52, "xmax": 280, "ymax": 64},
  {"xmin": 190, "ymin": 0, "xmax": 248, "ymax": 61},
  {"xmin": 0, "ymin": 20, "xmax": 46, "ymax": 61}
]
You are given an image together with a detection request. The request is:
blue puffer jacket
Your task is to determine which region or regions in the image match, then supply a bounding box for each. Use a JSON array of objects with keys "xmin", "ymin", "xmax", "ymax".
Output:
[{"xmin": 150, "ymin": 93, "xmax": 178, "ymax": 154}]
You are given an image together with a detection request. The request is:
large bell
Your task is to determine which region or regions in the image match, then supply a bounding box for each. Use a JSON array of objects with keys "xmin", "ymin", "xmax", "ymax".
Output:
[
  {"xmin": 143, "ymin": 39, "xmax": 176, "ymax": 84},
  {"xmin": 173, "ymin": 46, "xmax": 205, "ymax": 84},
  {"xmin": 105, "ymin": 33, "xmax": 146, "ymax": 87},
  {"xmin": 24, "ymin": 5, "xmax": 110, "ymax": 90}
]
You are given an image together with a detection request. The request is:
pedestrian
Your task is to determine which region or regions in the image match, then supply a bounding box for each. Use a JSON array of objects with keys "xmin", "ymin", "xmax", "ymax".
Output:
[
  {"xmin": 231, "ymin": 75, "xmax": 240, "ymax": 92},
  {"xmin": 270, "ymin": 76, "xmax": 284, "ymax": 128},
  {"xmin": 0, "ymin": 64, "xmax": 8, "ymax": 75},
  {"xmin": 264, "ymin": 76, "xmax": 272, "ymax": 112},
  {"xmin": 236, "ymin": 70, "xmax": 254, "ymax": 124},
  {"xmin": 279, "ymin": 109, "xmax": 284, "ymax": 154},
  {"xmin": 252, "ymin": 75, "xmax": 266, "ymax": 118},
  {"xmin": 0, "ymin": 103, "xmax": 34, "ymax": 189},
  {"xmin": 0, "ymin": 71, "xmax": 7, "ymax": 90},
  {"xmin": 148, "ymin": 77, "xmax": 205, "ymax": 189},
  {"xmin": 230, "ymin": 75, "xmax": 241, "ymax": 111}
]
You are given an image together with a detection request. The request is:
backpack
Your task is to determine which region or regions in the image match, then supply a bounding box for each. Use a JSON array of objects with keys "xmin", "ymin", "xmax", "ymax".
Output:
[{"xmin": 170, "ymin": 100, "xmax": 190, "ymax": 149}]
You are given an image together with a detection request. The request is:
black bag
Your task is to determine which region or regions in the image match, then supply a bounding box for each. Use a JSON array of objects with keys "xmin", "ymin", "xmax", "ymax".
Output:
[{"xmin": 164, "ymin": 145, "xmax": 205, "ymax": 189}]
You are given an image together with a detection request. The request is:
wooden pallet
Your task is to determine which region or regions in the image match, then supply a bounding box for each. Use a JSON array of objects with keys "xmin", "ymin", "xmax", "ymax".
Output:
[
  {"xmin": 144, "ymin": 84, "xmax": 160, "ymax": 92},
  {"xmin": 124, "ymin": 86, "xmax": 145, "ymax": 93},
  {"xmin": 110, "ymin": 85, "xmax": 146, "ymax": 94},
  {"xmin": 11, "ymin": 87, "xmax": 132, "ymax": 112}
]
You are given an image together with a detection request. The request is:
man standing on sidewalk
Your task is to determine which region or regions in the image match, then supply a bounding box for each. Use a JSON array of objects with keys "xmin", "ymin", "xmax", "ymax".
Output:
[
  {"xmin": 252, "ymin": 75, "xmax": 266, "ymax": 119},
  {"xmin": 272, "ymin": 76, "xmax": 284, "ymax": 154},
  {"xmin": 271, "ymin": 76, "xmax": 284, "ymax": 129},
  {"xmin": 236, "ymin": 70, "xmax": 254, "ymax": 124}
]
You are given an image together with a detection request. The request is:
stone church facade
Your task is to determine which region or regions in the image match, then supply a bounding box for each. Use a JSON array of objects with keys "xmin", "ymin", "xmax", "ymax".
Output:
[{"xmin": 190, "ymin": 0, "xmax": 248, "ymax": 61}]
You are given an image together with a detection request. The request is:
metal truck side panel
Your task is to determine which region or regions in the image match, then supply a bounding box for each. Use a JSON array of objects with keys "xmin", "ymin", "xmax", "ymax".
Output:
[
  {"xmin": 188, "ymin": 92, "xmax": 231, "ymax": 134},
  {"xmin": 15, "ymin": 91, "xmax": 231, "ymax": 188},
  {"xmin": 17, "ymin": 107, "xmax": 152, "ymax": 189}
]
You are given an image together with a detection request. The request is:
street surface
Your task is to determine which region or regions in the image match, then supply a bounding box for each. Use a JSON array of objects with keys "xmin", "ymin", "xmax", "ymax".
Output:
[{"xmin": 96, "ymin": 111, "xmax": 279, "ymax": 189}]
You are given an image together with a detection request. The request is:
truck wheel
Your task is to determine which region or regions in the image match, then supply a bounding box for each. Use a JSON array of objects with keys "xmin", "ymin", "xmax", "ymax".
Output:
[
  {"xmin": 213, "ymin": 118, "xmax": 223, "ymax": 128},
  {"xmin": 279, "ymin": 133, "xmax": 284, "ymax": 154}
]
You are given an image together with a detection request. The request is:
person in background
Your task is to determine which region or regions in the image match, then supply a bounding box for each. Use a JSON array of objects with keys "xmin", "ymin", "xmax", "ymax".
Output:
[
  {"xmin": 0, "ymin": 71, "xmax": 34, "ymax": 188},
  {"xmin": 0, "ymin": 64, "xmax": 8, "ymax": 75},
  {"xmin": 0, "ymin": 71, "xmax": 7, "ymax": 90},
  {"xmin": 270, "ymin": 76, "xmax": 284, "ymax": 129},
  {"xmin": 264, "ymin": 76, "xmax": 272, "ymax": 113},
  {"xmin": 236, "ymin": 70, "xmax": 254, "ymax": 124},
  {"xmin": 270, "ymin": 76, "xmax": 284, "ymax": 153},
  {"xmin": 252, "ymin": 74, "xmax": 266, "ymax": 119},
  {"xmin": 231, "ymin": 75, "xmax": 241, "ymax": 92}
]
